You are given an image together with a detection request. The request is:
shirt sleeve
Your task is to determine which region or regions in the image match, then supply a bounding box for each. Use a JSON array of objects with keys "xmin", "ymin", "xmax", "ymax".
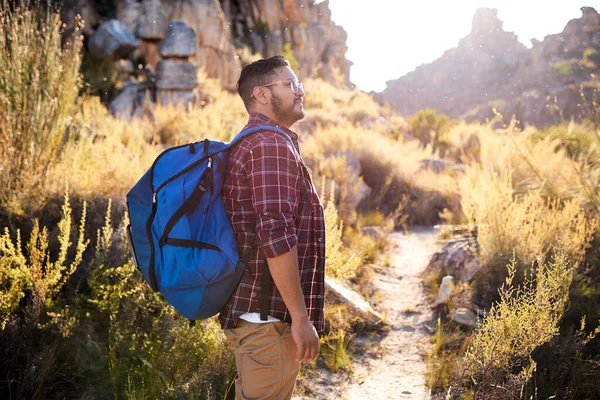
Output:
[{"xmin": 245, "ymin": 134, "xmax": 300, "ymax": 258}]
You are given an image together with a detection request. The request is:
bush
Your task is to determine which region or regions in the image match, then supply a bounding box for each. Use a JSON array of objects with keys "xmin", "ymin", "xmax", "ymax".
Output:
[
  {"xmin": 451, "ymin": 253, "xmax": 584, "ymax": 399},
  {"xmin": 87, "ymin": 214, "xmax": 234, "ymax": 398},
  {"xmin": 0, "ymin": 189, "xmax": 88, "ymax": 397},
  {"xmin": 0, "ymin": 2, "xmax": 83, "ymax": 206},
  {"xmin": 583, "ymin": 47, "xmax": 598, "ymax": 65},
  {"xmin": 553, "ymin": 60, "xmax": 573, "ymax": 77},
  {"xmin": 462, "ymin": 166, "xmax": 591, "ymax": 263},
  {"xmin": 408, "ymin": 109, "xmax": 454, "ymax": 154}
]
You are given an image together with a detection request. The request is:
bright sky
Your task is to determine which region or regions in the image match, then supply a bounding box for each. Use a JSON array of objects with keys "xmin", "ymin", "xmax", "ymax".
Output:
[{"xmin": 326, "ymin": 1, "xmax": 600, "ymax": 92}]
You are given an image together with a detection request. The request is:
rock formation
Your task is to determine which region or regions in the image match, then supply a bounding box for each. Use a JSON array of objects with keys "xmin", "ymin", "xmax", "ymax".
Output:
[
  {"xmin": 381, "ymin": 7, "xmax": 600, "ymax": 128},
  {"xmin": 108, "ymin": 19, "xmax": 199, "ymax": 117},
  {"xmin": 59, "ymin": 0, "xmax": 351, "ymax": 92},
  {"xmin": 221, "ymin": 0, "xmax": 351, "ymax": 84},
  {"xmin": 156, "ymin": 20, "xmax": 199, "ymax": 107}
]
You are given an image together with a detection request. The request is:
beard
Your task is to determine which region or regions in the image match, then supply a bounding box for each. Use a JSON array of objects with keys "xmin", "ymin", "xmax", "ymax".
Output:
[{"xmin": 270, "ymin": 91, "xmax": 305, "ymax": 127}]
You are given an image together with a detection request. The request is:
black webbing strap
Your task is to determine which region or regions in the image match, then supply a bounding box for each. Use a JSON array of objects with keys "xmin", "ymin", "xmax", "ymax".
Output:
[
  {"xmin": 259, "ymin": 257, "xmax": 271, "ymax": 321},
  {"xmin": 299, "ymin": 164, "xmax": 315, "ymax": 213},
  {"xmin": 160, "ymin": 168, "xmax": 212, "ymax": 246},
  {"xmin": 163, "ymin": 238, "xmax": 221, "ymax": 252}
]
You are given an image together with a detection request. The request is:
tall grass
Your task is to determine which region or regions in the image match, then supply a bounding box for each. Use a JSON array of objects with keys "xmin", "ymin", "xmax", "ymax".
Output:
[
  {"xmin": 0, "ymin": 1, "xmax": 83, "ymax": 208},
  {"xmin": 461, "ymin": 166, "xmax": 592, "ymax": 269}
]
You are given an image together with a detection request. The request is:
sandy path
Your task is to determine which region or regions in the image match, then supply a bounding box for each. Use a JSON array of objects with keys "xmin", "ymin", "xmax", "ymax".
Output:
[
  {"xmin": 343, "ymin": 228, "xmax": 440, "ymax": 399},
  {"xmin": 295, "ymin": 228, "xmax": 440, "ymax": 400}
]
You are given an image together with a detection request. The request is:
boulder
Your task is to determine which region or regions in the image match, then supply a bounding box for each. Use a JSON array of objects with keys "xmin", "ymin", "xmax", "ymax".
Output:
[
  {"xmin": 88, "ymin": 19, "xmax": 138, "ymax": 60},
  {"xmin": 283, "ymin": 0, "xmax": 310, "ymax": 24},
  {"xmin": 158, "ymin": 20, "xmax": 197, "ymax": 58},
  {"xmin": 338, "ymin": 150, "xmax": 361, "ymax": 178},
  {"xmin": 108, "ymin": 83, "xmax": 140, "ymax": 119},
  {"xmin": 418, "ymin": 159, "xmax": 466, "ymax": 174},
  {"xmin": 359, "ymin": 116, "xmax": 393, "ymax": 134},
  {"xmin": 156, "ymin": 60, "xmax": 198, "ymax": 90},
  {"xmin": 169, "ymin": 0, "xmax": 241, "ymax": 90},
  {"xmin": 61, "ymin": 0, "xmax": 352, "ymax": 90},
  {"xmin": 418, "ymin": 159, "xmax": 454, "ymax": 174},
  {"xmin": 426, "ymin": 234, "xmax": 480, "ymax": 283},
  {"xmin": 157, "ymin": 91, "xmax": 197, "ymax": 108},
  {"xmin": 451, "ymin": 307, "xmax": 478, "ymax": 328}
]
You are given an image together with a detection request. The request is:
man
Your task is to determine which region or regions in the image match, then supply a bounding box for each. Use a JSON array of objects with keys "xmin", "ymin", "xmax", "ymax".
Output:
[{"xmin": 219, "ymin": 55, "xmax": 326, "ymax": 399}]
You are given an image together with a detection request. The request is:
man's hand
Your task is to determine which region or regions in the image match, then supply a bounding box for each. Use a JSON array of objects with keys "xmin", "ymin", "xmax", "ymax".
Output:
[{"xmin": 291, "ymin": 316, "xmax": 319, "ymax": 363}]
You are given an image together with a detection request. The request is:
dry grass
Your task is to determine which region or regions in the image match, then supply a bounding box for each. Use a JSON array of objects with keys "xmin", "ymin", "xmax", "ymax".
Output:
[
  {"xmin": 461, "ymin": 165, "xmax": 593, "ymax": 270},
  {"xmin": 0, "ymin": 1, "xmax": 83, "ymax": 209}
]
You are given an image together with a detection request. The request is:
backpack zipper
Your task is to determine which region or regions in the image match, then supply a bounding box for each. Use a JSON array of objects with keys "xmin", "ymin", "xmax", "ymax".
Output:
[{"xmin": 145, "ymin": 141, "xmax": 201, "ymax": 292}]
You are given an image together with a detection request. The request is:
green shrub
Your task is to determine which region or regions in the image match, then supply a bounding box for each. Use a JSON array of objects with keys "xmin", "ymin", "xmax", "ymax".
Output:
[
  {"xmin": 0, "ymin": 190, "xmax": 88, "ymax": 330},
  {"xmin": 408, "ymin": 109, "xmax": 453, "ymax": 154},
  {"xmin": 451, "ymin": 253, "xmax": 581, "ymax": 398},
  {"xmin": 0, "ymin": 189, "xmax": 89, "ymax": 397},
  {"xmin": 87, "ymin": 210, "xmax": 235, "ymax": 399},
  {"xmin": 583, "ymin": 47, "xmax": 598, "ymax": 68},
  {"xmin": 0, "ymin": 2, "xmax": 83, "ymax": 206},
  {"xmin": 553, "ymin": 60, "xmax": 573, "ymax": 77}
]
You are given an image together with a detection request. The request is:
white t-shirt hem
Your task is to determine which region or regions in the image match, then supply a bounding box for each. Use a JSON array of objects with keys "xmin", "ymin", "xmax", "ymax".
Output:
[{"xmin": 239, "ymin": 312, "xmax": 281, "ymax": 323}]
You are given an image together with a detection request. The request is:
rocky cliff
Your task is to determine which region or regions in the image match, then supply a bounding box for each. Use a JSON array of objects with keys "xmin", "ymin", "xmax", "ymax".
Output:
[
  {"xmin": 60, "ymin": 0, "xmax": 350, "ymax": 91},
  {"xmin": 381, "ymin": 7, "xmax": 600, "ymax": 127}
]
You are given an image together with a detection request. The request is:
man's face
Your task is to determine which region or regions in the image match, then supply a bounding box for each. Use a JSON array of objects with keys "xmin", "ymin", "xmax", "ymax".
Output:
[{"xmin": 266, "ymin": 66, "xmax": 305, "ymax": 127}]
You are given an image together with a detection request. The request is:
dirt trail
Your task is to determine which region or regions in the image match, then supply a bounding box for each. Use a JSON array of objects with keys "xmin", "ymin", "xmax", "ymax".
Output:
[
  {"xmin": 297, "ymin": 227, "xmax": 441, "ymax": 399},
  {"xmin": 343, "ymin": 228, "xmax": 440, "ymax": 399}
]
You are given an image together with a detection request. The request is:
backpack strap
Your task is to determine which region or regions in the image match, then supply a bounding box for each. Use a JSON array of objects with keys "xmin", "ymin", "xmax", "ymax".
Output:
[
  {"xmin": 260, "ymin": 257, "xmax": 271, "ymax": 321},
  {"xmin": 229, "ymin": 125, "xmax": 296, "ymax": 150},
  {"xmin": 230, "ymin": 125, "xmax": 314, "ymax": 212}
]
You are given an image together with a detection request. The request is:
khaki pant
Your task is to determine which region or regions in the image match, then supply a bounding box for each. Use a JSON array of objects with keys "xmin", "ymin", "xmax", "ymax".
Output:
[{"xmin": 224, "ymin": 319, "xmax": 301, "ymax": 400}]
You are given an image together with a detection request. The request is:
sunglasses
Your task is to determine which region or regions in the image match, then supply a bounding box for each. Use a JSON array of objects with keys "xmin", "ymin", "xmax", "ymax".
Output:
[{"xmin": 251, "ymin": 79, "xmax": 305, "ymax": 98}]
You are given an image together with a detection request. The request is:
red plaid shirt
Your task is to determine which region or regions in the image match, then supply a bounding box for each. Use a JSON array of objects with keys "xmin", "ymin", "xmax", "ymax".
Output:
[{"xmin": 219, "ymin": 113, "xmax": 325, "ymax": 331}]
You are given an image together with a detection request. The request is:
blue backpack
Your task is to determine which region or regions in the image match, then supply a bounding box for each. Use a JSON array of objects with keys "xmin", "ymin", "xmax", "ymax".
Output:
[{"xmin": 126, "ymin": 126, "xmax": 296, "ymax": 320}]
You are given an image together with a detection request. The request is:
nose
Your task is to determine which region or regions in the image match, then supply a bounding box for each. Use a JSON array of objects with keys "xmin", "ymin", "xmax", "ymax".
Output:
[{"xmin": 296, "ymin": 83, "xmax": 305, "ymax": 96}]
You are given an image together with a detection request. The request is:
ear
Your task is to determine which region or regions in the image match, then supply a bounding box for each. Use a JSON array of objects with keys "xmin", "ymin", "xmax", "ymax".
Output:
[{"xmin": 252, "ymin": 86, "xmax": 270, "ymax": 105}]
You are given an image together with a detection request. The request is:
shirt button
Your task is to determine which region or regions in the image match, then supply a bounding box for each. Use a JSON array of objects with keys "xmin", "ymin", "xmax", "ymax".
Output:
[
  {"xmin": 251, "ymin": 291, "xmax": 257, "ymax": 299},
  {"xmin": 317, "ymin": 237, "xmax": 322, "ymax": 242},
  {"xmin": 317, "ymin": 295, "xmax": 322, "ymax": 299}
]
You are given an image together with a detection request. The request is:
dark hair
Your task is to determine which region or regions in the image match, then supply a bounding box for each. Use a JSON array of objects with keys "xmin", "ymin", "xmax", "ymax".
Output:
[{"xmin": 237, "ymin": 55, "xmax": 290, "ymax": 110}]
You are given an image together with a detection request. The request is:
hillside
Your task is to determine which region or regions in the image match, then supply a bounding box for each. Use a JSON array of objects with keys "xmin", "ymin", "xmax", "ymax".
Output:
[{"xmin": 381, "ymin": 7, "xmax": 600, "ymax": 127}]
